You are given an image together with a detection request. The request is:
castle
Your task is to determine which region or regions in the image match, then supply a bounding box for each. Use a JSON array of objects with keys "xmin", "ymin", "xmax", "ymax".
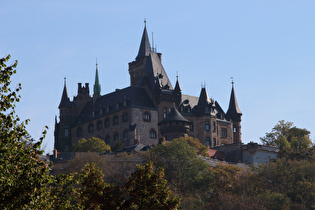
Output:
[{"xmin": 54, "ymin": 24, "xmax": 242, "ymax": 152}]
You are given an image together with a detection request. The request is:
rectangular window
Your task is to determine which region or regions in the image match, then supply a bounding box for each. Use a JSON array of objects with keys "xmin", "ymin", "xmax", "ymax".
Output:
[
  {"xmin": 189, "ymin": 123, "xmax": 194, "ymax": 131},
  {"xmin": 64, "ymin": 128, "xmax": 69, "ymax": 137},
  {"xmin": 233, "ymin": 125, "xmax": 237, "ymax": 133},
  {"xmin": 163, "ymin": 108, "xmax": 168, "ymax": 118},
  {"xmin": 205, "ymin": 121, "xmax": 210, "ymax": 131},
  {"xmin": 206, "ymin": 137, "xmax": 210, "ymax": 146},
  {"xmin": 221, "ymin": 128, "xmax": 227, "ymax": 138}
]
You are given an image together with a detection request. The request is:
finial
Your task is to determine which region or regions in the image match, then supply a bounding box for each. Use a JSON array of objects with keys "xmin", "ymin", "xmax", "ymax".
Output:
[
  {"xmin": 64, "ymin": 77, "xmax": 66, "ymax": 86},
  {"xmin": 96, "ymin": 58, "xmax": 98, "ymax": 69},
  {"xmin": 204, "ymin": 81, "xmax": 206, "ymax": 88},
  {"xmin": 176, "ymin": 71, "xmax": 178, "ymax": 80},
  {"xmin": 144, "ymin": 18, "xmax": 146, "ymax": 26},
  {"xmin": 231, "ymin": 77, "xmax": 234, "ymax": 87}
]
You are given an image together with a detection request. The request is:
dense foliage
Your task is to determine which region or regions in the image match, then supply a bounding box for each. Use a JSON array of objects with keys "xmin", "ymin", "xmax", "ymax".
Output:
[
  {"xmin": 0, "ymin": 55, "xmax": 52, "ymax": 208},
  {"xmin": 260, "ymin": 120, "xmax": 314, "ymax": 160},
  {"xmin": 72, "ymin": 137, "xmax": 111, "ymax": 153}
]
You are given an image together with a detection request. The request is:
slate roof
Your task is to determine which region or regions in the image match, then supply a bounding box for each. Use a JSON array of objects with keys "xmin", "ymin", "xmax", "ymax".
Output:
[
  {"xmin": 158, "ymin": 106, "xmax": 190, "ymax": 125},
  {"xmin": 226, "ymin": 86, "xmax": 242, "ymax": 117},
  {"xmin": 182, "ymin": 94, "xmax": 199, "ymax": 108},
  {"xmin": 145, "ymin": 52, "xmax": 173, "ymax": 93},
  {"xmin": 73, "ymin": 86, "xmax": 156, "ymax": 125},
  {"xmin": 59, "ymin": 83, "xmax": 72, "ymax": 108},
  {"xmin": 136, "ymin": 25, "xmax": 151, "ymax": 59}
]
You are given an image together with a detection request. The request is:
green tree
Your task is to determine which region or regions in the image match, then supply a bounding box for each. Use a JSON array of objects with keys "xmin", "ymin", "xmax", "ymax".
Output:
[
  {"xmin": 209, "ymin": 163, "xmax": 242, "ymax": 197},
  {"xmin": 0, "ymin": 55, "xmax": 53, "ymax": 208},
  {"xmin": 72, "ymin": 137, "xmax": 111, "ymax": 153},
  {"xmin": 148, "ymin": 139, "xmax": 212, "ymax": 209},
  {"xmin": 260, "ymin": 120, "xmax": 313, "ymax": 159},
  {"xmin": 78, "ymin": 163, "xmax": 123, "ymax": 209},
  {"xmin": 123, "ymin": 162, "xmax": 180, "ymax": 210},
  {"xmin": 174, "ymin": 136, "xmax": 209, "ymax": 157}
]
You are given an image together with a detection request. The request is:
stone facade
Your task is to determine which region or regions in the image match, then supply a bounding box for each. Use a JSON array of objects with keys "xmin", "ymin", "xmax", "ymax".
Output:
[{"xmin": 54, "ymin": 24, "xmax": 242, "ymax": 152}]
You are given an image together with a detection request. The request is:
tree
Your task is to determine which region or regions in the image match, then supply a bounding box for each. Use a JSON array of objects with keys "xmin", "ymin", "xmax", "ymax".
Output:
[
  {"xmin": 260, "ymin": 120, "xmax": 313, "ymax": 159},
  {"xmin": 72, "ymin": 137, "xmax": 111, "ymax": 153},
  {"xmin": 173, "ymin": 136, "xmax": 209, "ymax": 157},
  {"xmin": 78, "ymin": 163, "xmax": 123, "ymax": 209},
  {"xmin": 147, "ymin": 139, "xmax": 212, "ymax": 208},
  {"xmin": 0, "ymin": 55, "xmax": 53, "ymax": 208},
  {"xmin": 209, "ymin": 163, "xmax": 242, "ymax": 197},
  {"xmin": 123, "ymin": 162, "xmax": 180, "ymax": 210}
]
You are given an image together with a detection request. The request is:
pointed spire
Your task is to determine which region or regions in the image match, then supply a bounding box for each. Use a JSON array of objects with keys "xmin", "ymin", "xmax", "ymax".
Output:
[
  {"xmin": 226, "ymin": 81, "xmax": 242, "ymax": 120},
  {"xmin": 58, "ymin": 78, "xmax": 71, "ymax": 108},
  {"xmin": 93, "ymin": 59, "xmax": 101, "ymax": 97},
  {"xmin": 174, "ymin": 72, "xmax": 181, "ymax": 92},
  {"xmin": 197, "ymin": 86, "xmax": 210, "ymax": 107},
  {"xmin": 136, "ymin": 20, "xmax": 151, "ymax": 59}
]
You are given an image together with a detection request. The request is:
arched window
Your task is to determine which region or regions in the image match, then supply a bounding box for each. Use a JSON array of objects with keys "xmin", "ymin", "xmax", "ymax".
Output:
[
  {"xmin": 113, "ymin": 115, "xmax": 119, "ymax": 125},
  {"xmin": 213, "ymin": 138, "xmax": 217, "ymax": 147},
  {"xmin": 105, "ymin": 118, "xmax": 110, "ymax": 128},
  {"xmin": 97, "ymin": 120, "xmax": 102, "ymax": 130},
  {"xmin": 105, "ymin": 135, "xmax": 110, "ymax": 144},
  {"xmin": 143, "ymin": 111, "xmax": 151, "ymax": 122},
  {"xmin": 212, "ymin": 122, "xmax": 216, "ymax": 132},
  {"xmin": 88, "ymin": 123, "xmax": 94, "ymax": 133},
  {"xmin": 233, "ymin": 125, "xmax": 237, "ymax": 133},
  {"xmin": 149, "ymin": 129, "xmax": 157, "ymax": 139},
  {"xmin": 77, "ymin": 127, "xmax": 82, "ymax": 137},
  {"xmin": 122, "ymin": 112, "xmax": 129, "ymax": 122}
]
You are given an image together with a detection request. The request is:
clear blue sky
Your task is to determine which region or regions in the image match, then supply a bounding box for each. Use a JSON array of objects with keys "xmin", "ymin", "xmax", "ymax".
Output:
[{"xmin": 1, "ymin": 1, "xmax": 315, "ymax": 153}]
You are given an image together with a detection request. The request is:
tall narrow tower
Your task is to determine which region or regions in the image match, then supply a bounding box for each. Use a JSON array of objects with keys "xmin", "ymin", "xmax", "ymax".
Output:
[{"xmin": 226, "ymin": 80, "xmax": 242, "ymax": 143}]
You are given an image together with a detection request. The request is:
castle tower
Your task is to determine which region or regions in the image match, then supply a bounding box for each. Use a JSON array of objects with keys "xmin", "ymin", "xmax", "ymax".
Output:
[
  {"xmin": 226, "ymin": 81, "xmax": 242, "ymax": 143},
  {"xmin": 128, "ymin": 22, "xmax": 173, "ymax": 94},
  {"xmin": 158, "ymin": 105, "xmax": 190, "ymax": 141},
  {"xmin": 173, "ymin": 75, "xmax": 182, "ymax": 106},
  {"xmin": 56, "ymin": 78, "xmax": 73, "ymax": 151}
]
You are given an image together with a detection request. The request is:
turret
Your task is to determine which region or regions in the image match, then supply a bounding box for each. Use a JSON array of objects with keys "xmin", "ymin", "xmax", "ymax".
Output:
[
  {"xmin": 173, "ymin": 75, "xmax": 182, "ymax": 106},
  {"xmin": 56, "ymin": 78, "xmax": 73, "ymax": 152},
  {"xmin": 158, "ymin": 104, "xmax": 190, "ymax": 141},
  {"xmin": 226, "ymin": 80, "xmax": 242, "ymax": 143}
]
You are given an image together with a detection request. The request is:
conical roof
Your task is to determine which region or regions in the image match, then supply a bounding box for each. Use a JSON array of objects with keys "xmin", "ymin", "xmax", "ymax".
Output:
[
  {"xmin": 226, "ymin": 86, "xmax": 242, "ymax": 117},
  {"xmin": 197, "ymin": 87, "xmax": 210, "ymax": 107},
  {"xmin": 58, "ymin": 79, "xmax": 71, "ymax": 108},
  {"xmin": 136, "ymin": 25, "xmax": 151, "ymax": 59},
  {"xmin": 93, "ymin": 62, "xmax": 101, "ymax": 96},
  {"xmin": 174, "ymin": 77, "xmax": 181, "ymax": 92},
  {"xmin": 158, "ymin": 106, "xmax": 190, "ymax": 125}
]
